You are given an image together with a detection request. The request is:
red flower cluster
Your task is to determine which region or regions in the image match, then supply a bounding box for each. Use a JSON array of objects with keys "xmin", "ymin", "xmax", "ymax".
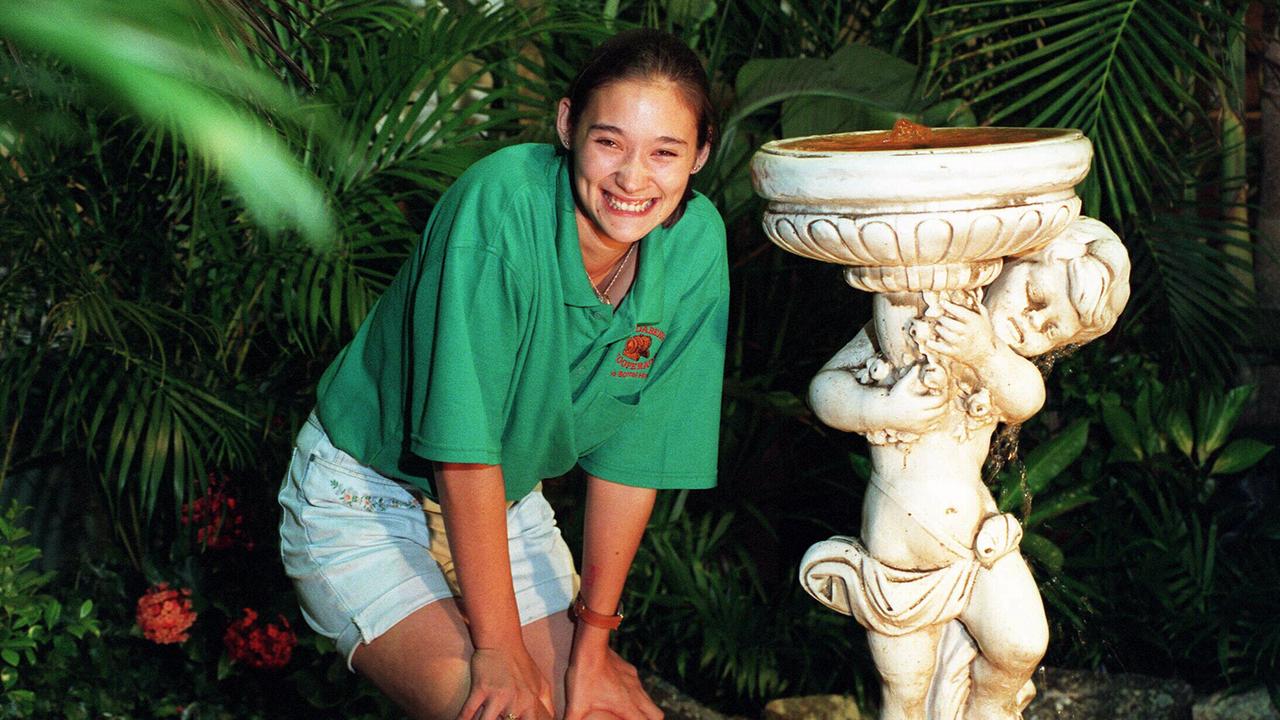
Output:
[
  {"xmin": 135, "ymin": 583, "xmax": 197, "ymax": 644},
  {"xmin": 223, "ymin": 608, "xmax": 296, "ymax": 670},
  {"xmin": 182, "ymin": 473, "xmax": 252, "ymax": 551}
]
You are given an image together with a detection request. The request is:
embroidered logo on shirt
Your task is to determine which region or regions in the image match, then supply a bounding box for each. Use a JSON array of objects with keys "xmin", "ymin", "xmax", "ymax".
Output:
[{"xmin": 612, "ymin": 325, "xmax": 665, "ymax": 379}]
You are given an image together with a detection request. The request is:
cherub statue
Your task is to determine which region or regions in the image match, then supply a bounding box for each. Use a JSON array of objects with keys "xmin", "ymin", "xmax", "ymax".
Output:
[{"xmin": 801, "ymin": 217, "xmax": 1130, "ymax": 720}]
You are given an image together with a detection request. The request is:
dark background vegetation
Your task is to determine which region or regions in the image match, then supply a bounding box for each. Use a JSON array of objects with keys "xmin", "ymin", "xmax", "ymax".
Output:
[{"xmin": 0, "ymin": 0, "xmax": 1277, "ymax": 717}]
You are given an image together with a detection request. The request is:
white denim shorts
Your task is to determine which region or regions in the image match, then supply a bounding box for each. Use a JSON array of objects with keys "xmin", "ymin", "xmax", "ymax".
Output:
[{"xmin": 278, "ymin": 413, "xmax": 578, "ymax": 670}]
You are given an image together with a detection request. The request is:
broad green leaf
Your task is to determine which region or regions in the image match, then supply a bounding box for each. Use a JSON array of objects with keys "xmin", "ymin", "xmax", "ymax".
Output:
[
  {"xmin": 1196, "ymin": 385, "xmax": 1254, "ymax": 463},
  {"xmin": 723, "ymin": 43, "xmax": 931, "ymax": 165},
  {"xmin": 1026, "ymin": 487, "xmax": 1097, "ymax": 527},
  {"xmin": 1102, "ymin": 404, "xmax": 1143, "ymax": 462},
  {"xmin": 1209, "ymin": 439, "xmax": 1273, "ymax": 476},
  {"xmin": 1023, "ymin": 419, "xmax": 1089, "ymax": 494},
  {"xmin": 1, "ymin": 649, "xmax": 18, "ymax": 667},
  {"xmin": 664, "ymin": 0, "xmax": 716, "ymax": 27},
  {"xmin": 1165, "ymin": 405, "xmax": 1194, "ymax": 458},
  {"xmin": 1021, "ymin": 531, "xmax": 1065, "ymax": 574}
]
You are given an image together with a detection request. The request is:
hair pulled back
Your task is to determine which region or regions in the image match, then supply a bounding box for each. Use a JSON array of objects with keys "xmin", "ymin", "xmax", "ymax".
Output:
[{"xmin": 566, "ymin": 28, "xmax": 714, "ymax": 150}]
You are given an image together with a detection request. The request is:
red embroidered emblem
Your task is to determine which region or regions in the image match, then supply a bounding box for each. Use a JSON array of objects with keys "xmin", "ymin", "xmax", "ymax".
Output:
[
  {"xmin": 612, "ymin": 325, "xmax": 666, "ymax": 379},
  {"xmin": 623, "ymin": 335, "xmax": 652, "ymax": 360}
]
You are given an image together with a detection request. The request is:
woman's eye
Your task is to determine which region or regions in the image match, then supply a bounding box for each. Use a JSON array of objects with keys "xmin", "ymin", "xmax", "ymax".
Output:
[
  {"xmin": 595, "ymin": 137, "xmax": 619, "ymax": 148},
  {"xmin": 655, "ymin": 149, "xmax": 677, "ymax": 157}
]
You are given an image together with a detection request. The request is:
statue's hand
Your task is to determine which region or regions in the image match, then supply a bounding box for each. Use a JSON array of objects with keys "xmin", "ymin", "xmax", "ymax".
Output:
[
  {"xmin": 884, "ymin": 365, "xmax": 948, "ymax": 434},
  {"xmin": 926, "ymin": 300, "xmax": 1000, "ymax": 367}
]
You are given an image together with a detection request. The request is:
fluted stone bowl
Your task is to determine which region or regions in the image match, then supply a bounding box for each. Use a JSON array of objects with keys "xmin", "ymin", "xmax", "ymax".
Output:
[{"xmin": 750, "ymin": 127, "xmax": 1092, "ymax": 292}]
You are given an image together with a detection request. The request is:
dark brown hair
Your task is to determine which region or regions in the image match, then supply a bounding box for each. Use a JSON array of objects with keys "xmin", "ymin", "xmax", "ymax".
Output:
[{"xmin": 565, "ymin": 28, "xmax": 714, "ymax": 227}]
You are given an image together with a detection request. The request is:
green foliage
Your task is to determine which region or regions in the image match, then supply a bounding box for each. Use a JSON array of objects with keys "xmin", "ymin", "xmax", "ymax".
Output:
[
  {"xmin": 1047, "ymin": 373, "xmax": 1278, "ymax": 689},
  {"xmin": 0, "ymin": 503, "xmax": 101, "ymax": 717},
  {"xmin": 932, "ymin": 0, "xmax": 1255, "ymax": 381},
  {"xmin": 619, "ymin": 491, "xmax": 871, "ymax": 711}
]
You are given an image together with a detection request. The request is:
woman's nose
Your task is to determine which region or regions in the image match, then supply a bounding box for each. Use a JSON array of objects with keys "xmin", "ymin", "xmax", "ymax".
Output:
[{"xmin": 614, "ymin": 152, "xmax": 649, "ymax": 193}]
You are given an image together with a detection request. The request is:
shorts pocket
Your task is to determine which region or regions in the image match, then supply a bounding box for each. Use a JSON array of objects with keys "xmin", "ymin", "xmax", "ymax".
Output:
[{"xmin": 301, "ymin": 454, "xmax": 421, "ymax": 514}]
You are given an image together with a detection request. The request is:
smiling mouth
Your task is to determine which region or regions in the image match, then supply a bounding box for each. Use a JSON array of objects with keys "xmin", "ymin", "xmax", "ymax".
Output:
[{"xmin": 604, "ymin": 190, "xmax": 656, "ymax": 214}]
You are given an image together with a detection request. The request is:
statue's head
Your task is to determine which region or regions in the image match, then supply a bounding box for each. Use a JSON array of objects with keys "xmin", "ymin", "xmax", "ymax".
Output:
[{"xmin": 984, "ymin": 217, "xmax": 1131, "ymax": 357}]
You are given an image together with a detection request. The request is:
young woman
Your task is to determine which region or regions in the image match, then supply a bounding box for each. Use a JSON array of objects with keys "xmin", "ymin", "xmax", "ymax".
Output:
[{"xmin": 278, "ymin": 29, "xmax": 727, "ymax": 720}]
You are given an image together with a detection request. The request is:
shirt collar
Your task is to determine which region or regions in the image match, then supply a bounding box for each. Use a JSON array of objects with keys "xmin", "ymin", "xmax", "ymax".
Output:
[{"xmin": 554, "ymin": 150, "xmax": 665, "ymax": 325}]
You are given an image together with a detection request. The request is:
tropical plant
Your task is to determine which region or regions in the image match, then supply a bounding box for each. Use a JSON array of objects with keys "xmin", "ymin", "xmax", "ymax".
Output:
[
  {"xmin": 931, "ymin": 0, "xmax": 1257, "ymax": 381},
  {"xmin": 1051, "ymin": 375, "xmax": 1276, "ymax": 688},
  {"xmin": 0, "ymin": 503, "xmax": 101, "ymax": 717},
  {"xmin": 0, "ymin": 0, "xmax": 600, "ymax": 563}
]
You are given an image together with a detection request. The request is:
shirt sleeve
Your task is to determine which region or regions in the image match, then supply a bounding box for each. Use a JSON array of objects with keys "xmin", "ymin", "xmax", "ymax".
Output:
[
  {"xmin": 405, "ymin": 193, "xmax": 530, "ymax": 465},
  {"xmin": 578, "ymin": 222, "xmax": 729, "ymax": 489}
]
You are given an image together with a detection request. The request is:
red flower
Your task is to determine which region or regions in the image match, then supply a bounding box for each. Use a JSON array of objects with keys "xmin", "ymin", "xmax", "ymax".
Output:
[
  {"xmin": 623, "ymin": 334, "xmax": 652, "ymax": 360},
  {"xmin": 136, "ymin": 583, "xmax": 196, "ymax": 644},
  {"xmin": 223, "ymin": 608, "xmax": 296, "ymax": 670},
  {"xmin": 182, "ymin": 473, "xmax": 253, "ymax": 551}
]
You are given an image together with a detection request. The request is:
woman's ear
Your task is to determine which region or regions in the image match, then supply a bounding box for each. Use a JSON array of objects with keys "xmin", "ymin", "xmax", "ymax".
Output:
[
  {"xmin": 555, "ymin": 98, "xmax": 573, "ymax": 150},
  {"xmin": 692, "ymin": 140, "xmax": 711, "ymax": 173}
]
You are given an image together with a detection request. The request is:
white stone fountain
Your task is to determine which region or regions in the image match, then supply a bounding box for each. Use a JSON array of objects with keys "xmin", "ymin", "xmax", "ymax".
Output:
[{"xmin": 751, "ymin": 124, "xmax": 1131, "ymax": 720}]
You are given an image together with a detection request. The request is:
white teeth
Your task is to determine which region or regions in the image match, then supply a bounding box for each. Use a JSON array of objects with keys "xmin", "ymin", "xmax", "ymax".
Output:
[{"xmin": 606, "ymin": 193, "xmax": 653, "ymax": 213}]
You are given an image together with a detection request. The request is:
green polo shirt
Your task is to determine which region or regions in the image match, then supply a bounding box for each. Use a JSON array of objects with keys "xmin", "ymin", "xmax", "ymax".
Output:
[{"xmin": 314, "ymin": 143, "xmax": 728, "ymax": 501}]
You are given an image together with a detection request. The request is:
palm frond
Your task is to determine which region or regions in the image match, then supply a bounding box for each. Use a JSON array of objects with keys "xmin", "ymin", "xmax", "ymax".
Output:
[{"xmin": 935, "ymin": 0, "xmax": 1236, "ymax": 223}]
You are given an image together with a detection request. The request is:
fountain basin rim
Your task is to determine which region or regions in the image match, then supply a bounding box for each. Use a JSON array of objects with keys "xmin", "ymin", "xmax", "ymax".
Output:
[
  {"xmin": 757, "ymin": 126, "xmax": 1085, "ymax": 157},
  {"xmin": 751, "ymin": 127, "xmax": 1093, "ymax": 209}
]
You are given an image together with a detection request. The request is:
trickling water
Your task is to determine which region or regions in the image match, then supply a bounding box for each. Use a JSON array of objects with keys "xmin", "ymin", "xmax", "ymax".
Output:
[{"xmin": 982, "ymin": 344, "xmax": 1080, "ymax": 520}]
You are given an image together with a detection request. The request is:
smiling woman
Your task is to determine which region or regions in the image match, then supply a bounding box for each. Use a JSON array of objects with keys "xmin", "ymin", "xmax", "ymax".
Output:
[{"xmin": 276, "ymin": 28, "xmax": 727, "ymax": 720}]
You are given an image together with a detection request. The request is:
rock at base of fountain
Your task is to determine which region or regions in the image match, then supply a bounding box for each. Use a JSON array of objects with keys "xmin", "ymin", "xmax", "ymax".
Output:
[
  {"xmin": 763, "ymin": 694, "xmax": 865, "ymax": 720},
  {"xmin": 1025, "ymin": 668, "xmax": 1194, "ymax": 720},
  {"xmin": 1192, "ymin": 688, "xmax": 1279, "ymax": 720}
]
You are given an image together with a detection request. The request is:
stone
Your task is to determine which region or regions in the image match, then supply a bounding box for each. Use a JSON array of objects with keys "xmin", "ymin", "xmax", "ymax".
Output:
[
  {"xmin": 762, "ymin": 694, "xmax": 865, "ymax": 720},
  {"xmin": 1024, "ymin": 667, "xmax": 1194, "ymax": 720},
  {"xmin": 1193, "ymin": 687, "xmax": 1279, "ymax": 720},
  {"xmin": 639, "ymin": 672, "xmax": 750, "ymax": 720}
]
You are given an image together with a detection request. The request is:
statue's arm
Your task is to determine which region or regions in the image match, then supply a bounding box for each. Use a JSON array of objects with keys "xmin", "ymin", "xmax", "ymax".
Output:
[
  {"xmin": 969, "ymin": 345, "xmax": 1045, "ymax": 424},
  {"xmin": 810, "ymin": 325, "xmax": 947, "ymax": 434}
]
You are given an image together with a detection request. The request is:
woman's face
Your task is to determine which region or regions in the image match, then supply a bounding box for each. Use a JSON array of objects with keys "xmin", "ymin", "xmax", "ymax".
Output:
[
  {"xmin": 557, "ymin": 78, "xmax": 709, "ymax": 248},
  {"xmin": 984, "ymin": 256, "xmax": 1083, "ymax": 357}
]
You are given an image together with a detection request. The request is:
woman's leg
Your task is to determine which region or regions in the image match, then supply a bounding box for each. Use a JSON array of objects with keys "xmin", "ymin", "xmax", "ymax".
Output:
[{"xmin": 351, "ymin": 598, "xmax": 575, "ymax": 720}]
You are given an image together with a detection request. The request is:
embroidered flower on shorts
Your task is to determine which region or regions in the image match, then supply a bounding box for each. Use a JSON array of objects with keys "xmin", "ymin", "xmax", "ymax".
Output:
[
  {"xmin": 136, "ymin": 583, "xmax": 196, "ymax": 644},
  {"xmin": 223, "ymin": 608, "xmax": 296, "ymax": 670},
  {"xmin": 623, "ymin": 334, "xmax": 652, "ymax": 360},
  {"xmin": 327, "ymin": 477, "xmax": 419, "ymax": 512}
]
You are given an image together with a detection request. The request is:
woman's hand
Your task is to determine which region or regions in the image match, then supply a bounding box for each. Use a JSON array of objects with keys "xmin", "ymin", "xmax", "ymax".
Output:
[
  {"xmin": 564, "ymin": 643, "xmax": 663, "ymax": 720},
  {"xmin": 925, "ymin": 300, "xmax": 1000, "ymax": 367},
  {"xmin": 457, "ymin": 646, "xmax": 555, "ymax": 720}
]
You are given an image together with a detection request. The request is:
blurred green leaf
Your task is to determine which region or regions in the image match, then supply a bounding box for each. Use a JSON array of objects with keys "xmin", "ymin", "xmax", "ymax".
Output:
[
  {"xmin": 1165, "ymin": 405, "xmax": 1195, "ymax": 459},
  {"xmin": 1021, "ymin": 531, "xmax": 1064, "ymax": 574},
  {"xmin": 1209, "ymin": 439, "xmax": 1273, "ymax": 476},
  {"xmin": 1102, "ymin": 403, "xmax": 1143, "ymax": 462},
  {"xmin": 0, "ymin": 0, "xmax": 336, "ymax": 246},
  {"xmin": 1196, "ymin": 385, "xmax": 1254, "ymax": 463},
  {"xmin": 1023, "ymin": 419, "xmax": 1089, "ymax": 494}
]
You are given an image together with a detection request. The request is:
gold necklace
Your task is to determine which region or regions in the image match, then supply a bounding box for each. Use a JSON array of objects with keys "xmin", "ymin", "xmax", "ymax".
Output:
[{"xmin": 592, "ymin": 243, "xmax": 635, "ymax": 306}]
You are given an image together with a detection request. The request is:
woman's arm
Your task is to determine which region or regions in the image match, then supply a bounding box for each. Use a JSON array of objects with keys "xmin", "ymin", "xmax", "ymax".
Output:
[
  {"xmin": 564, "ymin": 476, "xmax": 663, "ymax": 720},
  {"xmin": 437, "ymin": 462, "xmax": 555, "ymax": 720}
]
